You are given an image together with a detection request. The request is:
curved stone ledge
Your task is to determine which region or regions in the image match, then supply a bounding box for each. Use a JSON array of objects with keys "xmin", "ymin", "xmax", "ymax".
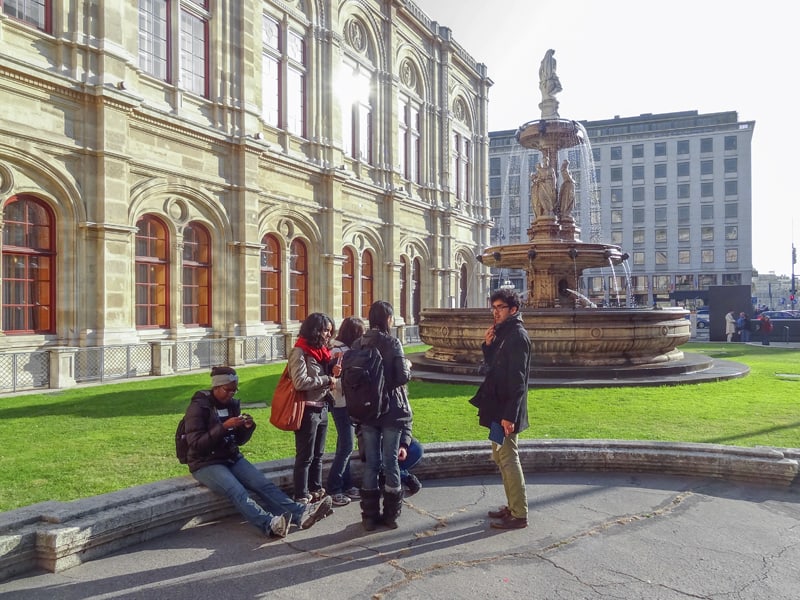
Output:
[{"xmin": 1, "ymin": 440, "xmax": 798, "ymax": 582}]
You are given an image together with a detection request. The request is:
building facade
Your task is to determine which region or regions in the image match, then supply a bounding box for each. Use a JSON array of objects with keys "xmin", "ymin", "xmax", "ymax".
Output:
[
  {"xmin": 489, "ymin": 110, "xmax": 754, "ymax": 307},
  {"xmin": 0, "ymin": 1, "xmax": 492, "ymax": 388}
]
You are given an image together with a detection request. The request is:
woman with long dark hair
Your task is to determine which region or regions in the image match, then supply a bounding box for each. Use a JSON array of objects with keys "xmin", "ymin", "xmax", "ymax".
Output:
[{"xmin": 288, "ymin": 312, "xmax": 340, "ymax": 503}]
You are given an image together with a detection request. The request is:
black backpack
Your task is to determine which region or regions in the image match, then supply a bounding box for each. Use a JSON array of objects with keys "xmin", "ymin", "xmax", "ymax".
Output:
[
  {"xmin": 341, "ymin": 338, "xmax": 388, "ymax": 424},
  {"xmin": 175, "ymin": 417, "xmax": 189, "ymax": 464}
]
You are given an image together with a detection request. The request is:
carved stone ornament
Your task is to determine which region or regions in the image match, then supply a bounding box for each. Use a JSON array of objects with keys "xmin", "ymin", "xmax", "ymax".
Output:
[
  {"xmin": 278, "ymin": 219, "xmax": 293, "ymax": 239},
  {"xmin": 400, "ymin": 59, "xmax": 415, "ymax": 89},
  {"xmin": 453, "ymin": 98, "xmax": 466, "ymax": 122},
  {"xmin": 166, "ymin": 197, "xmax": 188, "ymax": 223},
  {"xmin": 345, "ymin": 18, "xmax": 366, "ymax": 53}
]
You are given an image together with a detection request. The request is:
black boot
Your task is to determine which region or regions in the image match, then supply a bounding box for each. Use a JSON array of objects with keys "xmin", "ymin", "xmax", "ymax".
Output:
[
  {"xmin": 360, "ymin": 488, "xmax": 381, "ymax": 532},
  {"xmin": 381, "ymin": 489, "xmax": 404, "ymax": 529}
]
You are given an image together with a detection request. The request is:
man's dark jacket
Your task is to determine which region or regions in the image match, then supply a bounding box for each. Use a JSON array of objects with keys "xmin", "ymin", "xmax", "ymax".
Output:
[{"xmin": 469, "ymin": 311, "xmax": 531, "ymax": 432}]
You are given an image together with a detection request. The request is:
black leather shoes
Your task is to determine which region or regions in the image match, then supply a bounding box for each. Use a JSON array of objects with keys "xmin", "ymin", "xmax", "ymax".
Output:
[
  {"xmin": 490, "ymin": 514, "xmax": 528, "ymax": 530},
  {"xmin": 487, "ymin": 506, "xmax": 510, "ymax": 519}
]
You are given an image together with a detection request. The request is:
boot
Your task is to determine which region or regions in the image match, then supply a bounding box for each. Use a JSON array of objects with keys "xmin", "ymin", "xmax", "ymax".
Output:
[
  {"xmin": 360, "ymin": 488, "xmax": 381, "ymax": 532},
  {"xmin": 381, "ymin": 489, "xmax": 404, "ymax": 529}
]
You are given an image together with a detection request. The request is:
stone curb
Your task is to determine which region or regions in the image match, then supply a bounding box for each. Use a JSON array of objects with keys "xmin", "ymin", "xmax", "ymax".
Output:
[{"xmin": 1, "ymin": 440, "xmax": 798, "ymax": 582}]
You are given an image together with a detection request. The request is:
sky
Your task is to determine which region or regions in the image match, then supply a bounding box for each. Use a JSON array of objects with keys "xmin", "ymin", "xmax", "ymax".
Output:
[{"xmin": 413, "ymin": 0, "xmax": 797, "ymax": 276}]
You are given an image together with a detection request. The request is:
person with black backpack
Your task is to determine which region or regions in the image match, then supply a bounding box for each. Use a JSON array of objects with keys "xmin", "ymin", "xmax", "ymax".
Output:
[
  {"xmin": 180, "ymin": 366, "xmax": 333, "ymax": 538},
  {"xmin": 353, "ymin": 301, "xmax": 413, "ymax": 531}
]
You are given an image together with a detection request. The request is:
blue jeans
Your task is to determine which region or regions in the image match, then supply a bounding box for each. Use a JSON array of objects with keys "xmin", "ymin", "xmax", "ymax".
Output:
[
  {"xmin": 193, "ymin": 458, "xmax": 305, "ymax": 532},
  {"xmin": 293, "ymin": 405, "xmax": 328, "ymax": 498},
  {"xmin": 360, "ymin": 424, "xmax": 402, "ymax": 491},
  {"xmin": 326, "ymin": 406, "xmax": 354, "ymax": 494},
  {"xmin": 399, "ymin": 439, "xmax": 424, "ymax": 482}
]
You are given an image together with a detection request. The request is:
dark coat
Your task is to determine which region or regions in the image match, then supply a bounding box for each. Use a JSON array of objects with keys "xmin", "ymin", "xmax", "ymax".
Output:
[
  {"xmin": 183, "ymin": 390, "xmax": 254, "ymax": 473},
  {"xmin": 358, "ymin": 329, "xmax": 413, "ymax": 429},
  {"xmin": 469, "ymin": 312, "xmax": 531, "ymax": 432}
]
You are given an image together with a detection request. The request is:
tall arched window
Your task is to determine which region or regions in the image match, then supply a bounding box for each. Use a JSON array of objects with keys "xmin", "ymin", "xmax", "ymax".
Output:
[
  {"xmin": 289, "ymin": 238, "xmax": 308, "ymax": 321},
  {"xmin": 2, "ymin": 195, "xmax": 55, "ymax": 334},
  {"xmin": 399, "ymin": 257, "xmax": 408, "ymax": 322},
  {"xmin": 360, "ymin": 250, "xmax": 374, "ymax": 317},
  {"xmin": 135, "ymin": 215, "xmax": 169, "ymax": 328},
  {"xmin": 460, "ymin": 263, "xmax": 468, "ymax": 308},
  {"xmin": 342, "ymin": 247, "xmax": 355, "ymax": 317},
  {"xmin": 412, "ymin": 257, "xmax": 422, "ymax": 325},
  {"xmin": 260, "ymin": 234, "xmax": 281, "ymax": 323},
  {"xmin": 182, "ymin": 222, "xmax": 211, "ymax": 327}
]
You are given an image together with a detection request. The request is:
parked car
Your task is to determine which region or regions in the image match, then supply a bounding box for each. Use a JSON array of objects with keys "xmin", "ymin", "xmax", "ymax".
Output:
[
  {"xmin": 757, "ymin": 310, "xmax": 797, "ymax": 320},
  {"xmin": 696, "ymin": 315, "xmax": 709, "ymax": 329}
]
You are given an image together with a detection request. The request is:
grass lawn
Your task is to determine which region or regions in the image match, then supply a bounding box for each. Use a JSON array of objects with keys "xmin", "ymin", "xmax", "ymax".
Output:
[{"xmin": 1, "ymin": 341, "xmax": 798, "ymax": 512}]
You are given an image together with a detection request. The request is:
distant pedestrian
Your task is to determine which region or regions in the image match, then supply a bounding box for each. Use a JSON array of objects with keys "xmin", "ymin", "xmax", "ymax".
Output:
[
  {"xmin": 737, "ymin": 312, "xmax": 751, "ymax": 343},
  {"xmin": 725, "ymin": 309, "xmax": 736, "ymax": 342},
  {"xmin": 469, "ymin": 288, "xmax": 532, "ymax": 530},
  {"xmin": 760, "ymin": 315, "xmax": 773, "ymax": 345}
]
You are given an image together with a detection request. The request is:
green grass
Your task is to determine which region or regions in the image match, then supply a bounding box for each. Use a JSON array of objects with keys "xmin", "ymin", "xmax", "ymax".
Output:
[{"xmin": 2, "ymin": 342, "xmax": 799, "ymax": 512}]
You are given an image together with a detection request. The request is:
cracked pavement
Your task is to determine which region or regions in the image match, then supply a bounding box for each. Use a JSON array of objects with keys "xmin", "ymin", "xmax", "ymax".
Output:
[{"xmin": 2, "ymin": 472, "xmax": 800, "ymax": 599}]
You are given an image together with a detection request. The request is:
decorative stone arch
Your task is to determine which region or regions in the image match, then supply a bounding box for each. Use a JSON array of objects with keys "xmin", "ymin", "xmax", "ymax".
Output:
[
  {"xmin": 450, "ymin": 91, "xmax": 475, "ymax": 130},
  {"xmin": 396, "ymin": 48, "xmax": 427, "ymax": 99},
  {"xmin": 0, "ymin": 146, "xmax": 86, "ymax": 224},
  {"xmin": 338, "ymin": 4, "xmax": 387, "ymax": 70}
]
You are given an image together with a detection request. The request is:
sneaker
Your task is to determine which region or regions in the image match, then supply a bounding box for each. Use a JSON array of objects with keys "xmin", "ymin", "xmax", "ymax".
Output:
[
  {"xmin": 345, "ymin": 487, "xmax": 361, "ymax": 500},
  {"xmin": 269, "ymin": 512, "xmax": 291, "ymax": 538},
  {"xmin": 403, "ymin": 474, "xmax": 422, "ymax": 497},
  {"xmin": 331, "ymin": 493, "xmax": 351, "ymax": 507},
  {"xmin": 301, "ymin": 495, "xmax": 334, "ymax": 529}
]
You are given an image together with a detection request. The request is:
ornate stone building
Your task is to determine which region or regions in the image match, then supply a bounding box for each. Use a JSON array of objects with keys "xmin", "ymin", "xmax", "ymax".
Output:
[{"xmin": 0, "ymin": 1, "xmax": 491, "ymax": 387}]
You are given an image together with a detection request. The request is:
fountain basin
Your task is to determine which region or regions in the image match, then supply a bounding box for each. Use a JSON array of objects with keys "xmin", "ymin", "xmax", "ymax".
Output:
[{"xmin": 419, "ymin": 307, "xmax": 690, "ymax": 368}]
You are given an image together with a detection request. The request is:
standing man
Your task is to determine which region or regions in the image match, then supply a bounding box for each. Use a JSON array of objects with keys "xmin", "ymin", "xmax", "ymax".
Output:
[{"xmin": 469, "ymin": 289, "xmax": 532, "ymax": 530}]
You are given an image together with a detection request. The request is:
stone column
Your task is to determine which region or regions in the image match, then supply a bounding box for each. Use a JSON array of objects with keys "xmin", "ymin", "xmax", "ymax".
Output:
[{"xmin": 49, "ymin": 347, "xmax": 77, "ymax": 389}]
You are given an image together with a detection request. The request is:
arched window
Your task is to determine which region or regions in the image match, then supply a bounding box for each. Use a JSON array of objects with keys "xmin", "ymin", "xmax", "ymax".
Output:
[
  {"xmin": 289, "ymin": 238, "xmax": 308, "ymax": 321},
  {"xmin": 360, "ymin": 250, "xmax": 374, "ymax": 318},
  {"xmin": 399, "ymin": 257, "xmax": 408, "ymax": 322},
  {"xmin": 342, "ymin": 247, "xmax": 355, "ymax": 317},
  {"xmin": 460, "ymin": 263, "xmax": 468, "ymax": 308},
  {"xmin": 182, "ymin": 222, "xmax": 211, "ymax": 327},
  {"xmin": 2, "ymin": 195, "xmax": 55, "ymax": 334},
  {"xmin": 135, "ymin": 215, "xmax": 169, "ymax": 329},
  {"xmin": 412, "ymin": 257, "xmax": 422, "ymax": 324},
  {"xmin": 260, "ymin": 234, "xmax": 281, "ymax": 323}
]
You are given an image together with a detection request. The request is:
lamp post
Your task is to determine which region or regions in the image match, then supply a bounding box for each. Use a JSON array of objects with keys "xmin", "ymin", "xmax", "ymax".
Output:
[{"xmin": 792, "ymin": 244, "xmax": 797, "ymax": 310}]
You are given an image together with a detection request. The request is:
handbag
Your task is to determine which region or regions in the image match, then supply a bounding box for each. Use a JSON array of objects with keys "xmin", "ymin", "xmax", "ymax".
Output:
[{"xmin": 269, "ymin": 366, "xmax": 305, "ymax": 431}]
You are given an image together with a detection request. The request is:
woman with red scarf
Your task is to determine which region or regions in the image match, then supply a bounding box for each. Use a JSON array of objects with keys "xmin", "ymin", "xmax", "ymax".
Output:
[{"xmin": 288, "ymin": 312, "xmax": 341, "ymax": 503}]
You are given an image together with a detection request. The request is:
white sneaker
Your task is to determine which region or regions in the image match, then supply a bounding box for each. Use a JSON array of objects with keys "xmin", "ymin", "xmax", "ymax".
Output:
[
  {"xmin": 269, "ymin": 512, "xmax": 291, "ymax": 538},
  {"xmin": 301, "ymin": 496, "xmax": 334, "ymax": 529},
  {"xmin": 331, "ymin": 493, "xmax": 351, "ymax": 507}
]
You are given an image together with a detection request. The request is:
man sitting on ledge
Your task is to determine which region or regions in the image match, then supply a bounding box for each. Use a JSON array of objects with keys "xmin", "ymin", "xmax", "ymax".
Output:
[{"xmin": 182, "ymin": 366, "xmax": 333, "ymax": 538}]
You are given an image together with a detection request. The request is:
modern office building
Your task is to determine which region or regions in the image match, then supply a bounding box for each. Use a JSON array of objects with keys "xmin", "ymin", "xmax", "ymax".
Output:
[
  {"xmin": 488, "ymin": 110, "xmax": 754, "ymax": 307},
  {"xmin": 0, "ymin": 1, "xmax": 491, "ymax": 390}
]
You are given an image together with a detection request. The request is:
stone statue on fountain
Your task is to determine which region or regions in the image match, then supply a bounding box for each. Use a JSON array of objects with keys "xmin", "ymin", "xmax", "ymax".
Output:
[
  {"xmin": 558, "ymin": 158, "xmax": 576, "ymax": 220},
  {"xmin": 538, "ymin": 49, "xmax": 561, "ymax": 119},
  {"xmin": 530, "ymin": 156, "xmax": 557, "ymax": 219}
]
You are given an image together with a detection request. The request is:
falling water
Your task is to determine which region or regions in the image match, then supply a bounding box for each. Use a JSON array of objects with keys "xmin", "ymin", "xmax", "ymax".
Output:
[
  {"xmin": 620, "ymin": 258, "xmax": 634, "ymax": 307},
  {"xmin": 607, "ymin": 257, "xmax": 622, "ymax": 307}
]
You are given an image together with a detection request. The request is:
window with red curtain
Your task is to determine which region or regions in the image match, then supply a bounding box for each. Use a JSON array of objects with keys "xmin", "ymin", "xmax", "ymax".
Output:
[
  {"xmin": 135, "ymin": 215, "xmax": 170, "ymax": 328},
  {"xmin": 289, "ymin": 239, "xmax": 308, "ymax": 322},
  {"xmin": 1, "ymin": 0, "xmax": 51, "ymax": 32},
  {"xmin": 342, "ymin": 247, "xmax": 354, "ymax": 317},
  {"xmin": 360, "ymin": 250, "xmax": 374, "ymax": 318},
  {"xmin": 182, "ymin": 222, "xmax": 211, "ymax": 327},
  {"xmin": 260, "ymin": 234, "xmax": 281, "ymax": 323},
  {"xmin": 2, "ymin": 195, "xmax": 55, "ymax": 334}
]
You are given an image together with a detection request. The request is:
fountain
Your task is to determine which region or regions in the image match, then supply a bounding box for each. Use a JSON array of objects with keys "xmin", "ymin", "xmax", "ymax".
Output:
[{"xmin": 413, "ymin": 50, "xmax": 747, "ymax": 386}]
